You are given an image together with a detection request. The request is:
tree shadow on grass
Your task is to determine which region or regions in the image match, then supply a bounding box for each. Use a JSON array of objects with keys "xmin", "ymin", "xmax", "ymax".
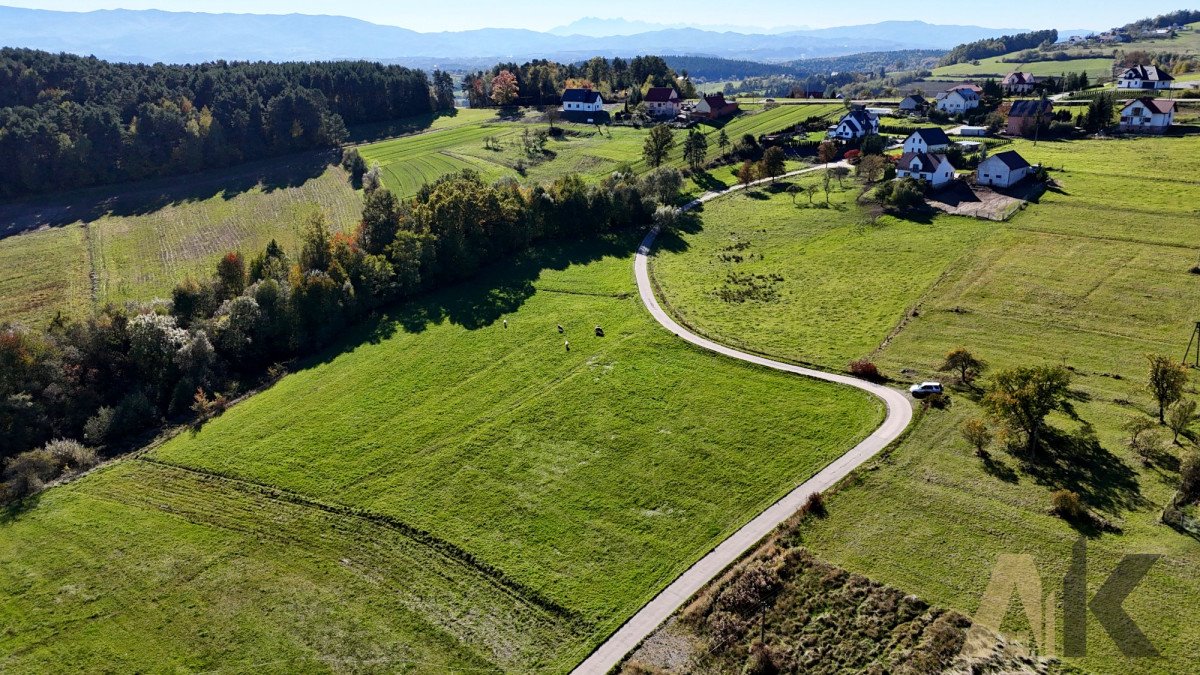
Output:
[
  {"xmin": 691, "ymin": 171, "xmax": 728, "ymax": 194},
  {"xmin": 1015, "ymin": 424, "xmax": 1144, "ymax": 517},
  {"xmin": 0, "ymin": 492, "xmax": 42, "ymax": 526},
  {"xmin": 981, "ymin": 454, "xmax": 1020, "ymax": 483},
  {"xmin": 296, "ymin": 229, "xmax": 648, "ymax": 372}
]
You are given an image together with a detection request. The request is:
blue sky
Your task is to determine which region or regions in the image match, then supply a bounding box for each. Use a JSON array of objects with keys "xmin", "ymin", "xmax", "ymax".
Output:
[{"xmin": 3, "ymin": 0, "xmax": 1188, "ymax": 32}]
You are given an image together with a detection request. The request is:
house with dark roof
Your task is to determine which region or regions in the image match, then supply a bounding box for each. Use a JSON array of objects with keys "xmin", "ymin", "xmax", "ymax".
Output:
[
  {"xmin": 1117, "ymin": 65, "xmax": 1175, "ymax": 90},
  {"xmin": 644, "ymin": 87, "xmax": 681, "ymax": 118},
  {"xmin": 935, "ymin": 86, "xmax": 980, "ymax": 113},
  {"xmin": 976, "ymin": 150, "xmax": 1033, "ymax": 188},
  {"xmin": 561, "ymin": 88, "xmax": 604, "ymax": 113},
  {"xmin": 1002, "ymin": 72, "xmax": 1039, "ymax": 95},
  {"xmin": 903, "ymin": 128, "xmax": 951, "ymax": 154},
  {"xmin": 1006, "ymin": 99, "xmax": 1053, "ymax": 136},
  {"xmin": 899, "ymin": 94, "xmax": 928, "ymax": 113},
  {"xmin": 694, "ymin": 93, "xmax": 739, "ymax": 120},
  {"xmin": 897, "ymin": 152, "xmax": 956, "ymax": 188},
  {"xmin": 829, "ymin": 108, "xmax": 879, "ymax": 140},
  {"xmin": 1119, "ymin": 97, "xmax": 1176, "ymax": 134}
]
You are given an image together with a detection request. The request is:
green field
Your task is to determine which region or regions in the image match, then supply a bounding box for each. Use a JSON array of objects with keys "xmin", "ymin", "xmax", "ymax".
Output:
[
  {"xmin": 0, "ymin": 155, "xmax": 361, "ymax": 326},
  {"xmin": 359, "ymin": 104, "xmax": 844, "ymax": 200},
  {"xmin": 648, "ymin": 135, "xmax": 1200, "ymax": 673},
  {"xmin": 932, "ymin": 55, "xmax": 1116, "ymax": 80},
  {"xmin": 0, "ymin": 232, "xmax": 882, "ymax": 672}
]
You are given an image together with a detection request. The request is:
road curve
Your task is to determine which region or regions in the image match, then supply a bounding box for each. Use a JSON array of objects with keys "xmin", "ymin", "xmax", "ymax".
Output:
[{"xmin": 572, "ymin": 164, "xmax": 914, "ymax": 674}]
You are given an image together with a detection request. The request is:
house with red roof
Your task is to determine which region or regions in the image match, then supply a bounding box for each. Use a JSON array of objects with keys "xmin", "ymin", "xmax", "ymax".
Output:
[
  {"xmin": 694, "ymin": 93, "xmax": 739, "ymax": 120},
  {"xmin": 1119, "ymin": 98, "xmax": 1176, "ymax": 134},
  {"xmin": 644, "ymin": 87, "xmax": 681, "ymax": 118}
]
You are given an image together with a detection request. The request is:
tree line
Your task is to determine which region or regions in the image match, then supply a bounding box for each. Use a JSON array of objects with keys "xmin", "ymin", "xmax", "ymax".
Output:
[
  {"xmin": 0, "ymin": 165, "xmax": 680, "ymax": 500},
  {"xmin": 0, "ymin": 48, "xmax": 453, "ymax": 197},
  {"xmin": 460, "ymin": 55, "xmax": 696, "ymax": 108},
  {"xmin": 937, "ymin": 29, "xmax": 1059, "ymax": 67}
]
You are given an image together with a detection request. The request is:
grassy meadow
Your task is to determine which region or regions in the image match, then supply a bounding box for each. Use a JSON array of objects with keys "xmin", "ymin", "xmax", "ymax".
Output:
[
  {"xmin": 0, "ymin": 104, "xmax": 842, "ymax": 327},
  {"xmin": 932, "ymin": 55, "xmax": 1116, "ymax": 80},
  {"xmin": 1, "ymin": 232, "xmax": 882, "ymax": 672},
  {"xmin": 648, "ymin": 134, "xmax": 1200, "ymax": 673},
  {"xmin": 358, "ymin": 103, "xmax": 844, "ymax": 200},
  {"xmin": 0, "ymin": 154, "xmax": 361, "ymax": 326}
]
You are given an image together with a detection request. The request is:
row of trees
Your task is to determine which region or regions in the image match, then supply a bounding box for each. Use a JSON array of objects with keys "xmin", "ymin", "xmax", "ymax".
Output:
[
  {"xmin": 1, "ymin": 167, "xmax": 679, "ymax": 494},
  {"xmin": 0, "ymin": 48, "xmax": 451, "ymax": 197}
]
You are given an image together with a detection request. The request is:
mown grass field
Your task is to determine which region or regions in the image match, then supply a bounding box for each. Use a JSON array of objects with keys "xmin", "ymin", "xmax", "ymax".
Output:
[
  {"xmin": 1, "ymin": 232, "xmax": 883, "ymax": 672},
  {"xmin": 359, "ymin": 104, "xmax": 844, "ymax": 200},
  {"xmin": 0, "ymin": 153, "xmax": 362, "ymax": 326},
  {"xmin": 652, "ymin": 176, "xmax": 994, "ymax": 370},
  {"xmin": 932, "ymin": 55, "xmax": 1116, "ymax": 80},
  {"xmin": 649, "ymin": 135, "xmax": 1200, "ymax": 673}
]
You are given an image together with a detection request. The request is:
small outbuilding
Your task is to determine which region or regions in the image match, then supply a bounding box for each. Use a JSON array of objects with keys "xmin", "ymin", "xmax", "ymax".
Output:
[
  {"xmin": 976, "ymin": 150, "xmax": 1033, "ymax": 188},
  {"xmin": 899, "ymin": 94, "xmax": 928, "ymax": 113},
  {"xmin": 694, "ymin": 93, "xmax": 739, "ymax": 120}
]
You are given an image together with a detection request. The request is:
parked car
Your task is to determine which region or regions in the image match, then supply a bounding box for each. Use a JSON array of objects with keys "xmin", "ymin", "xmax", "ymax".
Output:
[{"xmin": 909, "ymin": 382, "xmax": 944, "ymax": 398}]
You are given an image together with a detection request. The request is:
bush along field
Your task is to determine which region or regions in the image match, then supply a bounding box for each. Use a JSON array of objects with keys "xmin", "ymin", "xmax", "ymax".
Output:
[
  {"xmin": 647, "ymin": 133, "xmax": 1200, "ymax": 674},
  {"xmin": 0, "ymin": 153, "xmax": 885, "ymax": 671}
]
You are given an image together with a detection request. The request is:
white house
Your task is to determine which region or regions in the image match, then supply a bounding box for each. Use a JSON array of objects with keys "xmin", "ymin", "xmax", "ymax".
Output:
[
  {"xmin": 897, "ymin": 152, "xmax": 956, "ymax": 188},
  {"xmin": 1119, "ymin": 97, "xmax": 1176, "ymax": 134},
  {"xmin": 561, "ymin": 88, "xmax": 604, "ymax": 113},
  {"xmin": 644, "ymin": 87, "xmax": 681, "ymax": 118},
  {"xmin": 1117, "ymin": 65, "xmax": 1175, "ymax": 90},
  {"xmin": 903, "ymin": 128, "xmax": 951, "ymax": 154},
  {"xmin": 1002, "ymin": 72, "xmax": 1038, "ymax": 95},
  {"xmin": 976, "ymin": 150, "xmax": 1033, "ymax": 188},
  {"xmin": 935, "ymin": 87, "xmax": 981, "ymax": 113},
  {"xmin": 829, "ymin": 109, "xmax": 879, "ymax": 140}
]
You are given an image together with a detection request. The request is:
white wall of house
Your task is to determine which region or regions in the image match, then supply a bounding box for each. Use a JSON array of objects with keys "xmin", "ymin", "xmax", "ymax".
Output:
[
  {"xmin": 936, "ymin": 91, "xmax": 978, "ymax": 113},
  {"xmin": 1117, "ymin": 77, "xmax": 1172, "ymax": 90},
  {"xmin": 564, "ymin": 99, "xmax": 603, "ymax": 112},
  {"xmin": 1119, "ymin": 102, "xmax": 1174, "ymax": 132},
  {"xmin": 898, "ymin": 158, "xmax": 954, "ymax": 188},
  {"xmin": 903, "ymin": 134, "xmax": 948, "ymax": 154},
  {"xmin": 976, "ymin": 157, "xmax": 1031, "ymax": 188}
]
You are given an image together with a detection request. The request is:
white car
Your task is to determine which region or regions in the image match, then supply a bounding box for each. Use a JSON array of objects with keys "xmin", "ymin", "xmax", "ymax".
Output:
[{"xmin": 909, "ymin": 382, "xmax": 944, "ymax": 398}]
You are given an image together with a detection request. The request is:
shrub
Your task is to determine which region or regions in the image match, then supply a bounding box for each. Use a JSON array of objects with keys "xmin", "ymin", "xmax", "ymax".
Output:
[
  {"xmin": 1050, "ymin": 489, "xmax": 1087, "ymax": 522},
  {"xmin": 744, "ymin": 640, "xmax": 780, "ymax": 675},
  {"xmin": 2, "ymin": 450, "xmax": 60, "ymax": 500},
  {"xmin": 44, "ymin": 439, "xmax": 98, "ymax": 474},
  {"xmin": 960, "ymin": 418, "xmax": 992, "ymax": 457},
  {"xmin": 801, "ymin": 491, "xmax": 827, "ymax": 519},
  {"xmin": 1181, "ymin": 451, "xmax": 1200, "ymax": 504},
  {"xmin": 848, "ymin": 359, "xmax": 882, "ymax": 382},
  {"xmin": 83, "ymin": 406, "xmax": 117, "ymax": 445}
]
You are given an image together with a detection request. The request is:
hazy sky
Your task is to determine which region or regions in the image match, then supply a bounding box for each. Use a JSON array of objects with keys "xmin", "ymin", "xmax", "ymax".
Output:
[{"xmin": 3, "ymin": 0, "xmax": 1183, "ymax": 32}]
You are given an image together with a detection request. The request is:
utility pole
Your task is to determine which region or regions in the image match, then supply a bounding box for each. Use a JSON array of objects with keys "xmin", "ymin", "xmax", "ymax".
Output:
[{"xmin": 1185, "ymin": 322, "xmax": 1200, "ymax": 368}]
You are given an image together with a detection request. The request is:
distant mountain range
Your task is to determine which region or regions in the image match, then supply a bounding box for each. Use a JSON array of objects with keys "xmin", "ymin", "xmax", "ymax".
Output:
[
  {"xmin": 0, "ymin": 6, "xmax": 1052, "ymax": 66},
  {"xmin": 546, "ymin": 17, "xmax": 811, "ymax": 37}
]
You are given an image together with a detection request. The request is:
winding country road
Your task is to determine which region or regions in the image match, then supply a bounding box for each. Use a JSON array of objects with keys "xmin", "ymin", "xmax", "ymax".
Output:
[{"xmin": 572, "ymin": 164, "xmax": 914, "ymax": 674}]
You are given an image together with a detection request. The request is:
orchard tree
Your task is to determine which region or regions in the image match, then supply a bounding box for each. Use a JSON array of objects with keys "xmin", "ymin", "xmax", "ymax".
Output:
[
  {"xmin": 1167, "ymin": 399, "xmax": 1198, "ymax": 443},
  {"xmin": 643, "ymin": 124, "xmax": 676, "ymax": 168},
  {"xmin": 939, "ymin": 347, "xmax": 986, "ymax": 384},
  {"xmin": 737, "ymin": 160, "xmax": 757, "ymax": 187},
  {"xmin": 1147, "ymin": 354, "xmax": 1189, "ymax": 422},
  {"xmin": 982, "ymin": 365, "xmax": 1072, "ymax": 455},
  {"xmin": 818, "ymin": 140, "xmax": 839, "ymax": 164}
]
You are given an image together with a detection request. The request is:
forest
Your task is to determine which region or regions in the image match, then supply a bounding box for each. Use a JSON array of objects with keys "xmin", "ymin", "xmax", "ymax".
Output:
[
  {"xmin": 0, "ymin": 48, "xmax": 453, "ymax": 197},
  {"xmin": 0, "ymin": 164, "xmax": 679, "ymax": 499},
  {"xmin": 937, "ymin": 29, "xmax": 1059, "ymax": 67}
]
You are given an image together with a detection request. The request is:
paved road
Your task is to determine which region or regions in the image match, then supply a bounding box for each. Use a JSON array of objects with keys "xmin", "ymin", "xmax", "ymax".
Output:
[{"xmin": 572, "ymin": 163, "xmax": 914, "ymax": 674}]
